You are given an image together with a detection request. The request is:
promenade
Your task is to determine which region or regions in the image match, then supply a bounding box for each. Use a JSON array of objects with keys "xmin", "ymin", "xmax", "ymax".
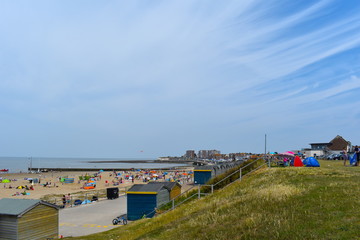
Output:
[{"xmin": 59, "ymin": 196, "xmax": 126, "ymax": 237}]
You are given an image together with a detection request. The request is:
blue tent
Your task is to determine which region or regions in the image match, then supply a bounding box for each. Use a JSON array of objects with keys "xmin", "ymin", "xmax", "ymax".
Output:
[
  {"xmin": 303, "ymin": 157, "xmax": 320, "ymax": 167},
  {"xmin": 82, "ymin": 199, "xmax": 91, "ymax": 204},
  {"xmin": 350, "ymin": 153, "xmax": 357, "ymax": 166}
]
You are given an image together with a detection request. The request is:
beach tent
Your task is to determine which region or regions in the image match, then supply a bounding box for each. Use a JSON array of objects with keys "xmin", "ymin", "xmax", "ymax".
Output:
[
  {"xmin": 82, "ymin": 199, "xmax": 91, "ymax": 204},
  {"xmin": 63, "ymin": 178, "xmax": 74, "ymax": 184},
  {"xmin": 1, "ymin": 179, "xmax": 10, "ymax": 183},
  {"xmin": 294, "ymin": 156, "xmax": 304, "ymax": 167},
  {"xmin": 350, "ymin": 153, "xmax": 358, "ymax": 166},
  {"xmin": 280, "ymin": 151, "xmax": 294, "ymax": 157},
  {"xmin": 303, "ymin": 157, "xmax": 320, "ymax": 167}
]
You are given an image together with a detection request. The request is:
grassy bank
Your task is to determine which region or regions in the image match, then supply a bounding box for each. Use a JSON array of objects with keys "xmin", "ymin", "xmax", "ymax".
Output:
[{"xmin": 68, "ymin": 160, "xmax": 360, "ymax": 240}]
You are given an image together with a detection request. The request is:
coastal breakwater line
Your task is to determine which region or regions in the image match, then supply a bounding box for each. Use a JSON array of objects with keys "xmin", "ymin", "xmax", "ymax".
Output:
[{"xmin": 28, "ymin": 159, "xmax": 194, "ymax": 172}]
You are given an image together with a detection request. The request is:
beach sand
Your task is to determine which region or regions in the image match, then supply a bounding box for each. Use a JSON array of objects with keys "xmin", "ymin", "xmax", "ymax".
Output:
[{"xmin": 0, "ymin": 168, "xmax": 194, "ymax": 201}]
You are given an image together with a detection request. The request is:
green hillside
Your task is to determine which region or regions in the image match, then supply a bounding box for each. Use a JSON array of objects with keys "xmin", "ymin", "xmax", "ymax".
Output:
[{"xmin": 68, "ymin": 160, "xmax": 360, "ymax": 240}]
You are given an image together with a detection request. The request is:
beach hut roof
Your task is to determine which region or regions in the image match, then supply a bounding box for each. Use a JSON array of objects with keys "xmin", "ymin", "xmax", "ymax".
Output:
[
  {"xmin": 194, "ymin": 165, "xmax": 215, "ymax": 171},
  {"xmin": 147, "ymin": 182, "xmax": 181, "ymax": 190},
  {"xmin": 0, "ymin": 198, "xmax": 59, "ymax": 217},
  {"xmin": 127, "ymin": 184, "xmax": 167, "ymax": 193}
]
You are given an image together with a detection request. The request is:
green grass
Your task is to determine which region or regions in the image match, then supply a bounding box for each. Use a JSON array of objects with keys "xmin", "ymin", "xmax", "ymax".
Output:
[{"xmin": 67, "ymin": 160, "xmax": 360, "ymax": 240}]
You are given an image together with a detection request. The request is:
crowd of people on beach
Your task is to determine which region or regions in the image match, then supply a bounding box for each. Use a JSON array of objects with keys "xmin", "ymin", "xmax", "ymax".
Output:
[
  {"xmin": 0, "ymin": 168, "xmax": 194, "ymax": 200},
  {"xmin": 82, "ymin": 169, "xmax": 194, "ymax": 188}
]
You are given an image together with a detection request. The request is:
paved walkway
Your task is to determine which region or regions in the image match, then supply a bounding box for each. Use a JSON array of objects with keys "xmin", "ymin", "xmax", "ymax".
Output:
[{"xmin": 59, "ymin": 196, "xmax": 127, "ymax": 237}]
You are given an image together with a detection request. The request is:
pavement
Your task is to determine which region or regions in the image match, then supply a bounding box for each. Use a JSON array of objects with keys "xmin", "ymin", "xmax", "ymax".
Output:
[{"xmin": 59, "ymin": 196, "xmax": 127, "ymax": 237}]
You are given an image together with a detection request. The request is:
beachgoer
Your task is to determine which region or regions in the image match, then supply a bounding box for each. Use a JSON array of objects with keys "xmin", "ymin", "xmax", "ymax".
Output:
[
  {"xmin": 355, "ymin": 146, "xmax": 360, "ymax": 166},
  {"xmin": 62, "ymin": 195, "xmax": 66, "ymax": 207},
  {"xmin": 342, "ymin": 147, "xmax": 348, "ymax": 166},
  {"xmin": 66, "ymin": 193, "xmax": 71, "ymax": 206}
]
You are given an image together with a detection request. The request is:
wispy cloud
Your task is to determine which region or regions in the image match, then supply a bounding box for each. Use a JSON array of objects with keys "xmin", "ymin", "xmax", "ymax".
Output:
[{"xmin": 0, "ymin": 0, "xmax": 360, "ymax": 156}]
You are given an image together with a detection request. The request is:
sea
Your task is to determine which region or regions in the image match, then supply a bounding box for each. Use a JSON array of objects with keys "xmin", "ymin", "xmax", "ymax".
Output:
[{"xmin": 0, "ymin": 157, "xmax": 187, "ymax": 173}]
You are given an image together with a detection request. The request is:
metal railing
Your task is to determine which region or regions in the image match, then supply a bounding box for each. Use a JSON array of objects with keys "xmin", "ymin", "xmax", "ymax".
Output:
[
  {"xmin": 202, "ymin": 157, "xmax": 267, "ymax": 194},
  {"xmin": 144, "ymin": 157, "xmax": 267, "ymax": 218},
  {"xmin": 43, "ymin": 186, "xmax": 130, "ymax": 207}
]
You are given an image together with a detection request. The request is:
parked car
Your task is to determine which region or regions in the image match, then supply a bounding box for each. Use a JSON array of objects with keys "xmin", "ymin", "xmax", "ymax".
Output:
[{"xmin": 327, "ymin": 154, "xmax": 342, "ymax": 160}]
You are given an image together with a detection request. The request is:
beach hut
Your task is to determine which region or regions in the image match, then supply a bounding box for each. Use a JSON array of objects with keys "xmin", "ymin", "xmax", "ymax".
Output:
[
  {"xmin": 194, "ymin": 166, "xmax": 215, "ymax": 185},
  {"xmin": 194, "ymin": 161, "xmax": 244, "ymax": 185},
  {"xmin": 0, "ymin": 198, "xmax": 59, "ymax": 240},
  {"xmin": 127, "ymin": 184, "xmax": 170, "ymax": 220},
  {"xmin": 148, "ymin": 182, "xmax": 182, "ymax": 200}
]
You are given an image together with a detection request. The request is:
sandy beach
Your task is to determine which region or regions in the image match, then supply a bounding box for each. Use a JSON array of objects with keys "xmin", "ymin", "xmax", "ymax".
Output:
[{"xmin": 0, "ymin": 168, "xmax": 194, "ymax": 201}]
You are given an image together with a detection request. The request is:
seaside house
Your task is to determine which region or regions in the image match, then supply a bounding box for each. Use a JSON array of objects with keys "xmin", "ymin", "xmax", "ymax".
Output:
[
  {"xmin": 327, "ymin": 135, "xmax": 352, "ymax": 153},
  {"xmin": 0, "ymin": 198, "xmax": 59, "ymax": 240},
  {"xmin": 303, "ymin": 135, "xmax": 352, "ymax": 157}
]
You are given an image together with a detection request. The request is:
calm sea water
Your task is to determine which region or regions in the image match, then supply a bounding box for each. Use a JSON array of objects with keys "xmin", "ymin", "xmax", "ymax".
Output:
[{"xmin": 0, "ymin": 157, "xmax": 187, "ymax": 173}]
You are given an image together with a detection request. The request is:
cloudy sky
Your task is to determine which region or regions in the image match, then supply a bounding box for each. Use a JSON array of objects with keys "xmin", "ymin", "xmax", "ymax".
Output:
[{"xmin": 1, "ymin": 0, "xmax": 360, "ymax": 158}]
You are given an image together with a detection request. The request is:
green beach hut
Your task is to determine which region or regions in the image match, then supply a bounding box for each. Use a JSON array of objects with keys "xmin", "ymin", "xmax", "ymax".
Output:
[{"xmin": 0, "ymin": 198, "xmax": 59, "ymax": 240}]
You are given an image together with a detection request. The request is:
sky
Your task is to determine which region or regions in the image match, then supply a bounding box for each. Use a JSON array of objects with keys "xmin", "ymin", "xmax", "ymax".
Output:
[{"xmin": 1, "ymin": 0, "xmax": 360, "ymax": 158}]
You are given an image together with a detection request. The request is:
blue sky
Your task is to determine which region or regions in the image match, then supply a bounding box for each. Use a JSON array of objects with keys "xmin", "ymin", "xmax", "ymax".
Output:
[{"xmin": 1, "ymin": 0, "xmax": 360, "ymax": 158}]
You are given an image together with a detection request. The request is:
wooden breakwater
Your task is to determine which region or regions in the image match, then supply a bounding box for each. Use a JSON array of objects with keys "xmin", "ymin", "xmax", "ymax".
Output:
[
  {"xmin": 27, "ymin": 159, "xmax": 195, "ymax": 172},
  {"xmin": 28, "ymin": 167, "xmax": 186, "ymax": 172}
]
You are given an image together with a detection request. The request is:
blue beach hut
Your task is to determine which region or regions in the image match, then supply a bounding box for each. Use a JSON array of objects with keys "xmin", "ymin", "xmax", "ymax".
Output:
[
  {"xmin": 194, "ymin": 166, "xmax": 214, "ymax": 185},
  {"xmin": 127, "ymin": 184, "xmax": 169, "ymax": 220}
]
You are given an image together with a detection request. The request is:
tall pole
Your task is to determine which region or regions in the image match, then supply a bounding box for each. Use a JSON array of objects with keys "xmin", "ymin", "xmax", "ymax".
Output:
[
  {"xmin": 265, "ymin": 134, "xmax": 270, "ymax": 167},
  {"xmin": 265, "ymin": 134, "xmax": 267, "ymax": 155}
]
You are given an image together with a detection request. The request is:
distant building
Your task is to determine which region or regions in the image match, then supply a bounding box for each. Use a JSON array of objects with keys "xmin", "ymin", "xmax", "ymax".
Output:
[
  {"xmin": 198, "ymin": 150, "xmax": 208, "ymax": 159},
  {"xmin": 185, "ymin": 150, "xmax": 196, "ymax": 159},
  {"xmin": 197, "ymin": 150, "xmax": 220, "ymax": 159},
  {"xmin": 303, "ymin": 135, "xmax": 352, "ymax": 157},
  {"xmin": 327, "ymin": 135, "xmax": 351, "ymax": 153}
]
